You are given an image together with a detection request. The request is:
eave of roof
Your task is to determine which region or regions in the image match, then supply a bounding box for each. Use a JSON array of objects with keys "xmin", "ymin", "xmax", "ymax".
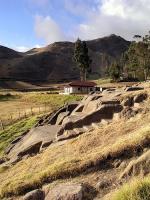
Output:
[{"xmin": 68, "ymin": 81, "xmax": 97, "ymax": 87}]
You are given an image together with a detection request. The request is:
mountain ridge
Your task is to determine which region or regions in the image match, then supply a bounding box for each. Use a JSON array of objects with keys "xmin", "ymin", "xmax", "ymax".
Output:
[{"xmin": 0, "ymin": 34, "xmax": 130, "ymax": 83}]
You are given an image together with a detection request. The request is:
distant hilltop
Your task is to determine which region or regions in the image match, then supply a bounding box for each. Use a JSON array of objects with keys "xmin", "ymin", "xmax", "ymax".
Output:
[{"xmin": 0, "ymin": 34, "xmax": 130, "ymax": 83}]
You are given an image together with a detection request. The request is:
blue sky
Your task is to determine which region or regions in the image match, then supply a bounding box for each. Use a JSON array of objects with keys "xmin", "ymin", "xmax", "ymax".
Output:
[{"xmin": 0, "ymin": 0, "xmax": 149, "ymax": 51}]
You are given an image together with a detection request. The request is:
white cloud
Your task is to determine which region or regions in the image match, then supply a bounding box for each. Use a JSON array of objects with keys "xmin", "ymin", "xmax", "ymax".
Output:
[
  {"xmin": 34, "ymin": 15, "xmax": 66, "ymax": 44},
  {"xmin": 75, "ymin": 0, "xmax": 150, "ymax": 40},
  {"xmin": 15, "ymin": 46, "xmax": 31, "ymax": 52},
  {"xmin": 15, "ymin": 44, "xmax": 42, "ymax": 52}
]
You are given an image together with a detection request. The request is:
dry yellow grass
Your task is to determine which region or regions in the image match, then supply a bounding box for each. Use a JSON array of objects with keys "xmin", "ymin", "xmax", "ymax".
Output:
[
  {"xmin": 0, "ymin": 92, "xmax": 82, "ymax": 125},
  {"xmin": 112, "ymin": 176, "xmax": 150, "ymax": 200},
  {"xmin": 0, "ymin": 107, "xmax": 150, "ymax": 198}
]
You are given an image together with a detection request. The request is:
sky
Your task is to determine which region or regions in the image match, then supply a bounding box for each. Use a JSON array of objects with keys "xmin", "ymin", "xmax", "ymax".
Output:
[{"xmin": 0, "ymin": 0, "xmax": 150, "ymax": 52}]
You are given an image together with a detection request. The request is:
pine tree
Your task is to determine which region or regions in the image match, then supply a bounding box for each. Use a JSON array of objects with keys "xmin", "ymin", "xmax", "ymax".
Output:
[{"xmin": 74, "ymin": 39, "xmax": 92, "ymax": 81}]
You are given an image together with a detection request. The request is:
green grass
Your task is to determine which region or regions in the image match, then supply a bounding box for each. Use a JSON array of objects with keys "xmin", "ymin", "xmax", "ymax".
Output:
[
  {"xmin": 0, "ymin": 117, "xmax": 38, "ymax": 156},
  {"xmin": 0, "ymin": 93, "xmax": 19, "ymax": 101},
  {"xmin": 94, "ymin": 78, "xmax": 111, "ymax": 85},
  {"xmin": 21, "ymin": 93, "xmax": 83, "ymax": 108},
  {"xmin": 112, "ymin": 176, "xmax": 150, "ymax": 200}
]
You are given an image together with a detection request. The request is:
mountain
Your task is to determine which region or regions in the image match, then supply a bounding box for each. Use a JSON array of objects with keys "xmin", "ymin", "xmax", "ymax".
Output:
[{"xmin": 0, "ymin": 34, "xmax": 130, "ymax": 83}]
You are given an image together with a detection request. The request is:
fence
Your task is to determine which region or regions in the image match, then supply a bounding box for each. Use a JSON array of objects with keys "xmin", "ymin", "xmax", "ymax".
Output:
[{"xmin": 0, "ymin": 104, "xmax": 53, "ymax": 131}]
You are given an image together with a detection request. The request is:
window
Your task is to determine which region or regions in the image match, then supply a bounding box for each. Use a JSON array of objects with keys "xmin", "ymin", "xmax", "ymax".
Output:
[
  {"xmin": 90, "ymin": 88, "xmax": 93, "ymax": 91},
  {"xmin": 78, "ymin": 87, "xmax": 81, "ymax": 91}
]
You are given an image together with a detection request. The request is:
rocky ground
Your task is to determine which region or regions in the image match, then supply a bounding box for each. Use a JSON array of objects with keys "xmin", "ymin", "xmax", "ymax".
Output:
[{"xmin": 0, "ymin": 83, "xmax": 150, "ymax": 200}]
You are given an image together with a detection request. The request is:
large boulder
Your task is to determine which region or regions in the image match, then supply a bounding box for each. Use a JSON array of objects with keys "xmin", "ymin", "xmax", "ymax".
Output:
[
  {"xmin": 45, "ymin": 183, "xmax": 84, "ymax": 200},
  {"xmin": 57, "ymin": 104, "xmax": 123, "ymax": 136},
  {"xmin": 121, "ymin": 97, "xmax": 133, "ymax": 107},
  {"xmin": 23, "ymin": 189, "xmax": 45, "ymax": 200},
  {"xmin": 7, "ymin": 125, "xmax": 62, "ymax": 162},
  {"xmin": 133, "ymin": 93, "xmax": 147, "ymax": 103}
]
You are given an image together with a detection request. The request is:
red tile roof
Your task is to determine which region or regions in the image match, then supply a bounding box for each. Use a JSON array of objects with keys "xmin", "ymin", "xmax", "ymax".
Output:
[{"xmin": 68, "ymin": 81, "xmax": 97, "ymax": 87}]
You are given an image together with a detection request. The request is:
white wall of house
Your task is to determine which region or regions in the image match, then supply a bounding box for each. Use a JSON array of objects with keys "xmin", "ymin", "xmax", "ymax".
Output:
[{"xmin": 64, "ymin": 86, "xmax": 96, "ymax": 94}]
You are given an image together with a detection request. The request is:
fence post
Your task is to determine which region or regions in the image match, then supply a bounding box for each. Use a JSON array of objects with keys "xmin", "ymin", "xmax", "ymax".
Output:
[
  {"xmin": 0, "ymin": 119, "xmax": 4, "ymax": 130},
  {"xmin": 24, "ymin": 111, "xmax": 27, "ymax": 118},
  {"xmin": 31, "ymin": 107, "xmax": 33, "ymax": 116},
  {"xmin": 18, "ymin": 110, "xmax": 21, "ymax": 120},
  {"xmin": 10, "ymin": 114, "xmax": 13, "ymax": 121}
]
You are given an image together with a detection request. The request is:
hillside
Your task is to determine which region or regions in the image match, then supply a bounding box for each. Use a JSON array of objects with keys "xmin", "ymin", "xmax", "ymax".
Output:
[
  {"xmin": 0, "ymin": 35, "xmax": 130, "ymax": 85},
  {"xmin": 0, "ymin": 83, "xmax": 149, "ymax": 199}
]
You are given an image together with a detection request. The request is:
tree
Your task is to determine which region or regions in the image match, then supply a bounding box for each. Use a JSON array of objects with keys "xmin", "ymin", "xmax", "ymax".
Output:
[
  {"xmin": 108, "ymin": 62, "xmax": 121, "ymax": 81},
  {"xmin": 126, "ymin": 42, "xmax": 139, "ymax": 79},
  {"xmin": 122, "ymin": 31, "xmax": 150, "ymax": 81},
  {"xmin": 74, "ymin": 39, "xmax": 92, "ymax": 81}
]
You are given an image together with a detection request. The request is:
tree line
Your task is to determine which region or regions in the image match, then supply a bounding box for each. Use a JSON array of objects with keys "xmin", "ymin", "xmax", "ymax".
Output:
[
  {"xmin": 73, "ymin": 31, "xmax": 150, "ymax": 82},
  {"xmin": 108, "ymin": 31, "xmax": 150, "ymax": 81}
]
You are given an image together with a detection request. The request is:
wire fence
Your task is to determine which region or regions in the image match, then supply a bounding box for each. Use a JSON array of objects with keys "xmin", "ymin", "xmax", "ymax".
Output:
[{"xmin": 0, "ymin": 104, "xmax": 52, "ymax": 131}]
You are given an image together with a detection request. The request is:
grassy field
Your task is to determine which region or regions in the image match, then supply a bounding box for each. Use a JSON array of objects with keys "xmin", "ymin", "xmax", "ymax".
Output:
[
  {"xmin": 0, "ymin": 91, "xmax": 82, "ymax": 125},
  {"xmin": 0, "ymin": 96, "xmax": 149, "ymax": 198},
  {"xmin": 0, "ymin": 117, "xmax": 38, "ymax": 156},
  {"xmin": 0, "ymin": 91, "xmax": 82, "ymax": 155}
]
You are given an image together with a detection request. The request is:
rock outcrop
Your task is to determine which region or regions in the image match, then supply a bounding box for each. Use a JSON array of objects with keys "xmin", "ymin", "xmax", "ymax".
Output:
[
  {"xmin": 45, "ymin": 183, "xmax": 84, "ymax": 200},
  {"xmin": 23, "ymin": 189, "xmax": 45, "ymax": 200},
  {"xmin": 2, "ymin": 86, "xmax": 147, "ymax": 165}
]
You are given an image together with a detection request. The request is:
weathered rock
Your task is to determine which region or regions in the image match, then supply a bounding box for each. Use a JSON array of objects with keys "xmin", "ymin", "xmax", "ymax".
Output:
[
  {"xmin": 7, "ymin": 125, "xmax": 62, "ymax": 162},
  {"xmin": 61, "ymin": 104, "xmax": 123, "ymax": 132},
  {"xmin": 5, "ymin": 144, "xmax": 15, "ymax": 155},
  {"xmin": 41, "ymin": 140, "xmax": 53, "ymax": 149},
  {"xmin": 71, "ymin": 104, "xmax": 84, "ymax": 114},
  {"xmin": 56, "ymin": 111, "xmax": 69, "ymax": 125},
  {"xmin": 133, "ymin": 93, "xmax": 147, "ymax": 103},
  {"xmin": 120, "ymin": 107, "xmax": 138, "ymax": 119},
  {"xmin": 122, "ymin": 97, "xmax": 133, "ymax": 107},
  {"xmin": 48, "ymin": 104, "xmax": 78, "ymax": 125},
  {"xmin": 57, "ymin": 129, "xmax": 82, "ymax": 141},
  {"xmin": 45, "ymin": 183, "xmax": 84, "ymax": 200},
  {"xmin": 23, "ymin": 189, "xmax": 45, "ymax": 200},
  {"xmin": 11, "ymin": 136, "xmax": 23, "ymax": 144},
  {"xmin": 96, "ymin": 180, "xmax": 111, "ymax": 191},
  {"xmin": 125, "ymin": 87, "xmax": 144, "ymax": 92},
  {"xmin": 0, "ymin": 158, "xmax": 6, "ymax": 164},
  {"xmin": 17, "ymin": 141, "xmax": 42, "ymax": 157}
]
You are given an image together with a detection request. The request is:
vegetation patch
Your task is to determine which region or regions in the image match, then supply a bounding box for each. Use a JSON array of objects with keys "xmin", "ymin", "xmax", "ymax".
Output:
[
  {"xmin": 94, "ymin": 78, "xmax": 111, "ymax": 85},
  {"xmin": 0, "ymin": 93, "xmax": 19, "ymax": 101},
  {"xmin": 112, "ymin": 176, "xmax": 150, "ymax": 200},
  {"xmin": 21, "ymin": 93, "xmax": 83, "ymax": 108},
  {"xmin": 0, "ymin": 117, "xmax": 38, "ymax": 156}
]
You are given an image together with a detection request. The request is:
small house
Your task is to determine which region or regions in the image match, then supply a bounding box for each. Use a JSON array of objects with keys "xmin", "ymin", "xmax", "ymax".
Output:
[{"xmin": 63, "ymin": 81, "xmax": 97, "ymax": 94}]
